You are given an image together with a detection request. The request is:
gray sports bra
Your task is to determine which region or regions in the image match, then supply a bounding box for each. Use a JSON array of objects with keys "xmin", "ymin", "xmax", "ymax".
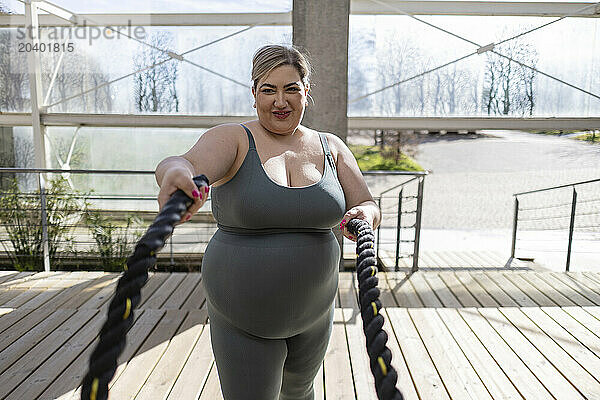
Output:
[{"xmin": 211, "ymin": 124, "xmax": 347, "ymax": 234}]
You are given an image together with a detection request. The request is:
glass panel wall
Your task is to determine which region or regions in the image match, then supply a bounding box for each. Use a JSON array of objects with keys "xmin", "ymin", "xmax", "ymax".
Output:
[{"xmin": 348, "ymin": 15, "xmax": 600, "ymax": 117}]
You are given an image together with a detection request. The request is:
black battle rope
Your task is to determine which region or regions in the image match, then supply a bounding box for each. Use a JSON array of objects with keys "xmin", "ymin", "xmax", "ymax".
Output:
[
  {"xmin": 80, "ymin": 175, "xmax": 209, "ymax": 400},
  {"xmin": 346, "ymin": 218, "xmax": 405, "ymax": 400}
]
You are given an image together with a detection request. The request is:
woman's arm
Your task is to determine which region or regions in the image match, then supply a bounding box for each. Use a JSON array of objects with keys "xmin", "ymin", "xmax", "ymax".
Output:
[
  {"xmin": 324, "ymin": 133, "xmax": 382, "ymax": 240},
  {"xmin": 155, "ymin": 123, "xmax": 239, "ymax": 223}
]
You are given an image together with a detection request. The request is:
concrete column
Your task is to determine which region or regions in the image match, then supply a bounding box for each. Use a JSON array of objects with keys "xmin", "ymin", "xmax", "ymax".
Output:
[
  {"xmin": 293, "ymin": 0, "xmax": 350, "ymax": 270},
  {"xmin": 293, "ymin": 0, "xmax": 350, "ymax": 143}
]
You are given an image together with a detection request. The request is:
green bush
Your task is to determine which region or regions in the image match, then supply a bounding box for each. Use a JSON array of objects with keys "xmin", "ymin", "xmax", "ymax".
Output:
[
  {"xmin": 83, "ymin": 210, "xmax": 143, "ymax": 271},
  {"xmin": 349, "ymin": 145, "xmax": 423, "ymax": 171},
  {"xmin": 0, "ymin": 176, "xmax": 85, "ymax": 271}
]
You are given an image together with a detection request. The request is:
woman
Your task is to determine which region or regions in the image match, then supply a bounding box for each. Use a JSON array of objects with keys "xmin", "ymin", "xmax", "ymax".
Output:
[{"xmin": 155, "ymin": 44, "xmax": 381, "ymax": 400}]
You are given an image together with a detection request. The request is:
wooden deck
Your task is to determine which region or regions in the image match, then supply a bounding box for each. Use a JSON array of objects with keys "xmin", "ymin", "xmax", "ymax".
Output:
[{"xmin": 1, "ymin": 251, "xmax": 600, "ymax": 399}]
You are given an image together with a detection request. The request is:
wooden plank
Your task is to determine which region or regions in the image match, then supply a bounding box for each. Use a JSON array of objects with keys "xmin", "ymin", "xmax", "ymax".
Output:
[
  {"xmin": 0, "ymin": 307, "xmax": 32, "ymax": 335},
  {"xmin": 519, "ymin": 273, "xmax": 576, "ymax": 306},
  {"xmin": 135, "ymin": 309, "xmax": 207, "ymax": 399},
  {"xmin": 534, "ymin": 273, "xmax": 595, "ymax": 307},
  {"xmin": 386, "ymin": 308, "xmax": 450, "ymax": 399},
  {"xmin": 584, "ymin": 306, "xmax": 600, "ymax": 323},
  {"xmin": 0, "ymin": 288, "xmax": 27, "ymax": 306},
  {"xmin": 419, "ymin": 252, "xmax": 447, "ymax": 269},
  {"xmin": 458, "ymin": 308, "xmax": 552, "ymax": 400},
  {"xmin": 0, "ymin": 271, "xmax": 37, "ymax": 287},
  {"xmin": 109, "ymin": 309, "xmax": 167, "ymax": 389},
  {"xmin": 78, "ymin": 275, "xmax": 120, "ymax": 310},
  {"xmin": 36, "ymin": 308, "xmax": 145, "ymax": 400},
  {"xmin": 167, "ymin": 310, "xmax": 214, "ymax": 400},
  {"xmin": 582, "ymin": 272, "xmax": 600, "ymax": 287},
  {"xmin": 0, "ymin": 307, "xmax": 12, "ymax": 317},
  {"xmin": 520, "ymin": 307, "xmax": 600, "ymax": 395},
  {"xmin": 109, "ymin": 309, "xmax": 187, "ymax": 399},
  {"xmin": 454, "ymin": 271, "xmax": 499, "ymax": 307},
  {"xmin": 478, "ymin": 308, "xmax": 584, "ymax": 399},
  {"xmin": 314, "ymin": 362, "xmax": 325, "ymax": 400},
  {"xmin": 409, "ymin": 308, "xmax": 492, "ymax": 400},
  {"xmin": 437, "ymin": 272, "xmax": 480, "ymax": 307},
  {"xmin": 198, "ymin": 362, "xmax": 224, "ymax": 400},
  {"xmin": 408, "ymin": 273, "xmax": 443, "ymax": 307},
  {"xmin": 501, "ymin": 273, "xmax": 556, "ymax": 307},
  {"xmin": 340, "ymin": 306, "xmax": 378, "ymax": 400},
  {"xmin": 501, "ymin": 307, "xmax": 600, "ymax": 398},
  {"xmin": 420, "ymin": 273, "xmax": 461, "ymax": 307},
  {"xmin": 5, "ymin": 309, "xmax": 108, "ymax": 400},
  {"xmin": 180, "ymin": 275, "xmax": 207, "ymax": 310},
  {"xmin": 0, "ymin": 271, "xmax": 22, "ymax": 285},
  {"xmin": 140, "ymin": 273, "xmax": 186, "ymax": 309},
  {"xmin": 561, "ymin": 273, "xmax": 600, "ymax": 302},
  {"xmin": 542, "ymin": 307, "xmax": 600, "ymax": 359},
  {"xmin": 1, "ymin": 271, "xmax": 59, "ymax": 289},
  {"xmin": 436, "ymin": 309, "xmax": 522, "ymax": 399},
  {"xmin": 138, "ymin": 272, "xmax": 170, "ymax": 308},
  {"xmin": 36, "ymin": 277, "xmax": 102, "ymax": 310},
  {"xmin": 471, "ymin": 272, "xmax": 519, "ymax": 307},
  {"xmin": 445, "ymin": 251, "xmax": 481, "ymax": 270},
  {"xmin": 483, "ymin": 271, "xmax": 537, "ymax": 307},
  {"xmin": 0, "ymin": 305, "xmax": 70, "ymax": 354},
  {"xmin": 462, "ymin": 251, "xmax": 497, "ymax": 268},
  {"xmin": 0, "ymin": 308, "xmax": 77, "ymax": 375},
  {"xmin": 338, "ymin": 275, "xmax": 378, "ymax": 400},
  {"xmin": 162, "ymin": 272, "xmax": 202, "ymax": 309},
  {"xmin": 419, "ymin": 251, "xmax": 441, "ymax": 271},
  {"xmin": 0, "ymin": 308, "xmax": 99, "ymax": 399},
  {"xmin": 568, "ymin": 273, "xmax": 600, "ymax": 294},
  {"xmin": 384, "ymin": 271, "xmax": 423, "ymax": 308},
  {"xmin": 58, "ymin": 274, "xmax": 119, "ymax": 309},
  {"xmin": 377, "ymin": 309, "xmax": 420, "ymax": 400},
  {"xmin": 323, "ymin": 308, "xmax": 355, "ymax": 399}
]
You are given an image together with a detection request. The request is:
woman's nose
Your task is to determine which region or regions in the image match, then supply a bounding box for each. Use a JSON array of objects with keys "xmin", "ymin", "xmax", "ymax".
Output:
[{"xmin": 274, "ymin": 91, "xmax": 287, "ymax": 107}]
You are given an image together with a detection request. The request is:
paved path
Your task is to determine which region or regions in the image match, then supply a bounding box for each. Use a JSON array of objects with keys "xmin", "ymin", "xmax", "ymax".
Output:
[{"xmin": 367, "ymin": 130, "xmax": 600, "ymax": 272}]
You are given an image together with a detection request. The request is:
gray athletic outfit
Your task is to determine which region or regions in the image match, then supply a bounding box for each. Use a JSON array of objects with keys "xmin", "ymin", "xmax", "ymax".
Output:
[{"xmin": 201, "ymin": 124, "xmax": 346, "ymax": 400}]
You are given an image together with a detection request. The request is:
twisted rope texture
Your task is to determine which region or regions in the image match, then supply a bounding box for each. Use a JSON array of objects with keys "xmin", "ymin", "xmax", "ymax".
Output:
[
  {"xmin": 346, "ymin": 219, "xmax": 405, "ymax": 400},
  {"xmin": 80, "ymin": 175, "xmax": 209, "ymax": 400}
]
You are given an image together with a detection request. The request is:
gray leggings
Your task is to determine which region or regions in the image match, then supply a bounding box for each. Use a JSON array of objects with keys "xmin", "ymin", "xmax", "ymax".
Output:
[{"xmin": 207, "ymin": 299, "xmax": 334, "ymax": 400}]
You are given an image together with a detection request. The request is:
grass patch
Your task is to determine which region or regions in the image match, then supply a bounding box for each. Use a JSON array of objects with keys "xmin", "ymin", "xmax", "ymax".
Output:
[
  {"xmin": 349, "ymin": 145, "xmax": 423, "ymax": 171},
  {"xmin": 574, "ymin": 132, "xmax": 600, "ymax": 143},
  {"xmin": 527, "ymin": 130, "xmax": 581, "ymax": 136}
]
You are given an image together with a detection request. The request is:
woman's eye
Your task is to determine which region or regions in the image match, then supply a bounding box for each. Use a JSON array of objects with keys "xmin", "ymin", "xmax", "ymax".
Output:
[
  {"xmin": 287, "ymin": 87, "xmax": 300, "ymax": 92},
  {"xmin": 262, "ymin": 89, "xmax": 274, "ymax": 93}
]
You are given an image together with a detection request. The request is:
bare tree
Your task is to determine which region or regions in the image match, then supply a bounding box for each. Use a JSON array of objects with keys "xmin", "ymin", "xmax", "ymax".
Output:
[
  {"xmin": 482, "ymin": 32, "xmax": 538, "ymax": 116},
  {"xmin": 42, "ymin": 51, "xmax": 113, "ymax": 113},
  {"xmin": 133, "ymin": 31, "xmax": 179, "ymax": 112},
  {"xmin": 0, "ymin": 29, "xmax": 28, "ymax": 112},
  {"xmin": 375, "ymin": 35, "xmax": 422, "ymax": 116}
]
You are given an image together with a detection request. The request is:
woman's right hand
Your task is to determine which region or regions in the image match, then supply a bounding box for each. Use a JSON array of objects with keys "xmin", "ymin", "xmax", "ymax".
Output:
[{"xmin": 157, "ymin": 168, "xmax": 209, "ymax": 225}]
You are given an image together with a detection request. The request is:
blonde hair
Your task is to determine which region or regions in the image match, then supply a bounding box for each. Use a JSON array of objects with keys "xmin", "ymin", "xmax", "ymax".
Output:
[{"xmin": 251, "ymin": 44, "xmax": 312, "ymax": 92}]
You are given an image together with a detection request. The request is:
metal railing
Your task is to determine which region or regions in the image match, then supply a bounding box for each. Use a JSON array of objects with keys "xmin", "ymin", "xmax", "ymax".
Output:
[
  {"xmin": 0, "ymin": 168, "xmax": 217, "ymax": 272},
  {"xmin": 0, "ymin": 168, "xmax": 427, "ymax": 273},
  {"xmin": 366, "ymin": 171, "xmax": 428, "ymax": 272},
  {"xmin": 511, "ymin": 178, "xmax": 600, "ymax": 271}
]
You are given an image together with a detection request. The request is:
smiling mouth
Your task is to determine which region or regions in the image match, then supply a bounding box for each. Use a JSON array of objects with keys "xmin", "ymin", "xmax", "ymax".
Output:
[{"xmin": 273, "ymin": 111, "xmax": 291, "ymax": 119}]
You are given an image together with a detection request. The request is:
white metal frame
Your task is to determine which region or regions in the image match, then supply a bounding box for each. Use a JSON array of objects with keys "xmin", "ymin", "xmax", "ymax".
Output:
[{"xmin": 0, "ymin": 1, "xmax": 598, "ymax": 160}]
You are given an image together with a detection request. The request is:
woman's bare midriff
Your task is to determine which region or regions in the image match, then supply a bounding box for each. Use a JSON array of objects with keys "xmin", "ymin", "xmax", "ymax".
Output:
[{"xmin": 211, "ymin": 120, "xmax": 336, "ymax": 188}]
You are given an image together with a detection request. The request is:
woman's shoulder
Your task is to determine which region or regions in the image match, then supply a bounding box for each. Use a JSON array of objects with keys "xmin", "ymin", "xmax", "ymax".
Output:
[{"xmin": 312, "ymin": 130, "xmax": 348, "ymax": 156}]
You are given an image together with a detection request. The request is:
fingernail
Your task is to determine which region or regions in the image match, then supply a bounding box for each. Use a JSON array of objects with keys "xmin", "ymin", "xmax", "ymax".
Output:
[
  {"xmin": 204, "ymin": 186, "xmax": 209, "ymax": 193},
  {"xmin": 200, "ymin": 192, "xmax": 203, "ymax": 200},
  {"xmin": 342, "ymin": 219, "xmax": 346, "ymax": 224},
  {"xmin": 192, "ymin": 190, "xmax": 200, "ymax": 198},
  {"xmin": 185, "ymin": 214, "xmax": 191, "ymax": 221}
]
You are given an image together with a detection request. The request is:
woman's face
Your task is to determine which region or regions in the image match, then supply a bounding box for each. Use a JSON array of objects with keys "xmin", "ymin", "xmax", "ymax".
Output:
[{"xmin": 252, "ymin": 64, "xmax": 309, "ymax": 136}]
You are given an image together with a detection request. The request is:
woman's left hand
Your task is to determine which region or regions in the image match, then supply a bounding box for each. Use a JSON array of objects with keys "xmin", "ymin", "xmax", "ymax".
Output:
[{"xmin": 339, "ymin": 206, "xmax": 374, "ymax": 242}]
